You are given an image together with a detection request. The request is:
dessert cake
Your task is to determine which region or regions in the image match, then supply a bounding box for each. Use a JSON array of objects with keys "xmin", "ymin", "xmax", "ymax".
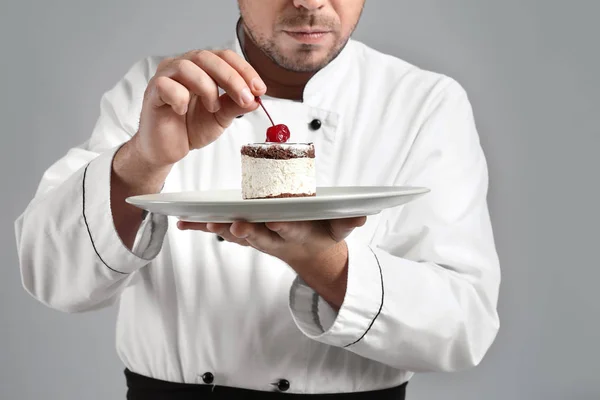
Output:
[
  {"xmin": 241, "ymin": 142, "xmax": 316, "ymax": 199},
  {"xmin": 240, "ymin": 97, "xmax": 316, "ymax": 200}
]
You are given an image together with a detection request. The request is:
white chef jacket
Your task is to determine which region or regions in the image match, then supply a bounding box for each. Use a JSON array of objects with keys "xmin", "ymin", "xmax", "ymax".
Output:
[{"xmin": 14, "ymin": 31, "xmax": 501, "ymax": 395}]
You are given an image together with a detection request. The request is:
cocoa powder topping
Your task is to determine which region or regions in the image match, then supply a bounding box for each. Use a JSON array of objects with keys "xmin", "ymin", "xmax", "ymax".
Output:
[{"xmin": 240, "ymin": 143, "xmax": 315, "ymax": 159}]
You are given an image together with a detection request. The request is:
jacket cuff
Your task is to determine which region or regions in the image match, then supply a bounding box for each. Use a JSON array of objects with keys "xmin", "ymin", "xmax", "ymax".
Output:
[
  {"xmin": 83, "ymin": 146, "xmax": 168, "ymax": 274},
  {"xmin": 289, "ymin": 238, "xmax": 384, "ymax": 348}
]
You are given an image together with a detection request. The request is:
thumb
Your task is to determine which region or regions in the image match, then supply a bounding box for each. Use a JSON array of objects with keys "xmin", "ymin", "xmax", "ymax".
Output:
[
  {"xmin": 213, "ymin": 94, "xmax": 260, "ymax": 129},
  {"xmin": 329, "ymin": 216, "xmax": 368, "ymax": 241},
  {"xmin": 186, "ymin": 93, "xmax": 260, "ymax": 150}
]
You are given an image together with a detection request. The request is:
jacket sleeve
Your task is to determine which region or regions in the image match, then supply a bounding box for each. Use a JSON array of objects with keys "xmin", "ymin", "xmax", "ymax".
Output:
[
  {"xmin": 289, "ymin": 78, "xmax": 501, "ymax": 372},
  {"xmin": 14, "ymin": 57, "xmax": 169, "ymax": 313}
]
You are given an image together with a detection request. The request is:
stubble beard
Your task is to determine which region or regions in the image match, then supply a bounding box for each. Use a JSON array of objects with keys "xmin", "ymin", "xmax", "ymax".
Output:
[
  {"xmin": 242, "ymin": 10, "xmax": 361, "ymax": 73},
  {"xmin": 250, "ymin": 31, "xmax": 349, "ymax": 73}
]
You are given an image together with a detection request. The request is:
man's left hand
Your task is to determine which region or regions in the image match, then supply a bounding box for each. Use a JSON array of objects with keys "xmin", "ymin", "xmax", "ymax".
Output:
[{"xmin": 177, "ymin": 217, "xmax": 367, "ymax": 309}]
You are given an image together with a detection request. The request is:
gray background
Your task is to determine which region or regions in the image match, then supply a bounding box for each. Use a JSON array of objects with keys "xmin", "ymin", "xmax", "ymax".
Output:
[{"xmin": 1, "ymin": 0, "xmax": 598, "ymax": 399}]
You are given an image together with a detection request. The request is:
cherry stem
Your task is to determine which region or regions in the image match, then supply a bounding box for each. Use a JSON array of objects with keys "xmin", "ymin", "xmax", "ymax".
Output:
[{"xmin": 256, "ymin": 97, "xmax": 275, "ymax": 127}]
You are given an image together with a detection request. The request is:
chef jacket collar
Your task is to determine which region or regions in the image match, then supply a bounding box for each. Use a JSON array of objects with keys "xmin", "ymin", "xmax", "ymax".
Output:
[{"xmin": 232, "ymin": 18, "xmax": 354, "ymax": 106}]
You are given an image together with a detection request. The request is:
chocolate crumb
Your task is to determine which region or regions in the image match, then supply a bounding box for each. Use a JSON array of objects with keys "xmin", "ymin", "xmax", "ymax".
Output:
[
  {"xmin": 244, "ymin": 192, "xmax": 316, "ymax": 200},
  {"xmin": 241, "ymin": 144, "xmax": 315, "ymax": 159}
]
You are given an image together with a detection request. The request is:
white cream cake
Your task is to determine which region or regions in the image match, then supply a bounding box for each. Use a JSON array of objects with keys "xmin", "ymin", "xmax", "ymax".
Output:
[{"xmin": 240, "ymin": 143, "xmax": 316, "ymax": 199}]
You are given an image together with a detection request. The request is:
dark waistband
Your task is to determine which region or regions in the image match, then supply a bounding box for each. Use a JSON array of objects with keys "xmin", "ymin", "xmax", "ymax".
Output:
[{"xmin": 125, "ymin": 369, "xmax": 407, "ymax": 399}]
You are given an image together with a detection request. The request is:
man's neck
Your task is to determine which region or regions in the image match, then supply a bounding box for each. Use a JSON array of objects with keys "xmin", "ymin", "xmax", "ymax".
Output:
[{"xmin": 240, "ymin": 24, "xmax": 315, "ymax": 101}]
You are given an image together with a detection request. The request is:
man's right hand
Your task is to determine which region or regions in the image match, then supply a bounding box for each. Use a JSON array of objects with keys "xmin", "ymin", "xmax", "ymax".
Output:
[
  {"xmin": 111, "ymin": 50, "xmax": 266, "ymax": 249},
  {"xmin": 133, "ymin": 49, "xmax": 267, "ymax": 170}
]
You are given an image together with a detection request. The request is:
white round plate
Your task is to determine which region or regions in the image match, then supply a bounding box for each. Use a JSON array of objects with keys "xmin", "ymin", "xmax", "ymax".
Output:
[{"xmin": 126, "ymin": 186, "xmax": 430, "ymax": 223}]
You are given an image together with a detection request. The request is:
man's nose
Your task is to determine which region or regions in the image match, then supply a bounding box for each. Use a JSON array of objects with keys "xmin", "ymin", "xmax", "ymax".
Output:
[{"xmin": 293, "ymin": 0, "xmax": 326, "ymax": 11}]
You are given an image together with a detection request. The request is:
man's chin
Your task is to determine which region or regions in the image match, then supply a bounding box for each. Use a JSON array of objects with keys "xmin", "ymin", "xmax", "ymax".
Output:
[{"xmin": 275, "ymin": 52, "xmax": 332, "ymax": 73}]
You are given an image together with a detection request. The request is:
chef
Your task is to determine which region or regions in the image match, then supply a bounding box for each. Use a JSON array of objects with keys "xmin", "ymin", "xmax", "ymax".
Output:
[{"xmin": 14, "ymin": 0, "xmax": 501, "ymax": 398}]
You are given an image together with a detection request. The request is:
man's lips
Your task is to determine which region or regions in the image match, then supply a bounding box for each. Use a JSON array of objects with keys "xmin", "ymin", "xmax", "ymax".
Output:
[
  {"xmin": 284, "ymin": 30, "xmax": 331, "ymax": 44},
  {"xmin": 284, "ymin": 27, "xmax": 331, "ymax": 33}
]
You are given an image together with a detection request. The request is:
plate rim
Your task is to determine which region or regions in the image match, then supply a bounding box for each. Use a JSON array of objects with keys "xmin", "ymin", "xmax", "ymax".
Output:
[{"xmin": 126, "ymin": 185, "xmax": 431, "ymax": 206}]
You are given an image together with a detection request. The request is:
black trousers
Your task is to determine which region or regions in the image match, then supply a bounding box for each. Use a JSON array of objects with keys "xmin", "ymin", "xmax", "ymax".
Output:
[{"xmin": 125, "ymin": 369, "xmax": 407, "ymax": 399}]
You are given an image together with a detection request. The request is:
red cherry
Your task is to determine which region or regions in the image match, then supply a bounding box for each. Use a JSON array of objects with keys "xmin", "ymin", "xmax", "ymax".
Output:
[
  {"xmin": 266, "ymin": 124, "xmax": 291, "ymax": 143},
  {"xmin": 256, "ymin": 96, "xmax": 291, "ymax": 143}
]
